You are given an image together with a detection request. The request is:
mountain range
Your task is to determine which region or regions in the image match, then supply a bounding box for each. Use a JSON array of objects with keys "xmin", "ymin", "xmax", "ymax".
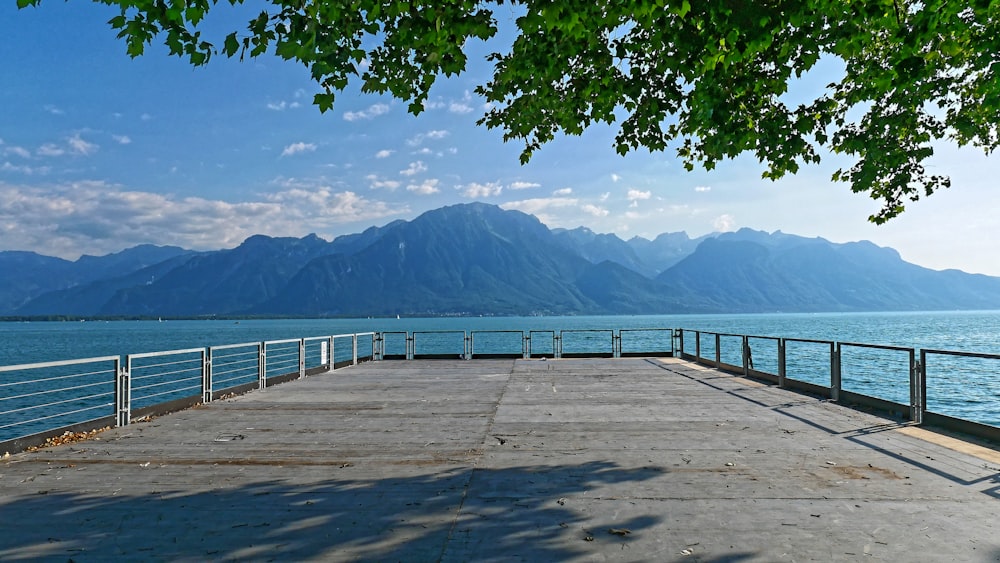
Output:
[{"xmin": 3, "ymin": 202, "xmax": 999, "ymax": 317}]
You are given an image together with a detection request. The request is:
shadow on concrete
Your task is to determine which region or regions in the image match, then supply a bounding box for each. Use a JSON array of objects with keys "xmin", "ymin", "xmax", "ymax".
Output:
[
  {"xmin": 0, "ymin": 460, "xmax": 668, "ymax": 561},
  {"xmin": 652, "ymin": 359, "xmax": 1000, "ymax": 500}
]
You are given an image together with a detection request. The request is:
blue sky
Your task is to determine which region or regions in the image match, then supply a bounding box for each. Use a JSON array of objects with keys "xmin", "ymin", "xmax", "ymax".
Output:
[{"xmin": 3, "ymin": 3, "xmax": 1000, "ymax": 276}]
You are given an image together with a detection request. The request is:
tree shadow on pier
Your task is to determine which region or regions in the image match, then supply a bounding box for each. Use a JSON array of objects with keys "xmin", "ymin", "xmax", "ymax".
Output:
[{"xmin": 0, "ymin": 460, "xmax": 675, "ymax": 561}]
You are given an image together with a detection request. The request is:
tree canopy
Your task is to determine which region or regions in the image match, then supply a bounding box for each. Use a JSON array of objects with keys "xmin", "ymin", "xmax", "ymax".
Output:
[{"xmin": 18, "ymin": 0, "xmax": 1000, "ymax": 222}]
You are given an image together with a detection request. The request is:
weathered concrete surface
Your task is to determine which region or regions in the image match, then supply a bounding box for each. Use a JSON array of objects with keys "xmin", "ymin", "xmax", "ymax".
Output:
[{"xmin": 1, "ymin": 358, "xmax": 998, "ymax": 562}]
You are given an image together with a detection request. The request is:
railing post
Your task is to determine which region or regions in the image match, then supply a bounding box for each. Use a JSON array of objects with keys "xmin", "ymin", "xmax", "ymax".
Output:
[
  {"xmin": 298, "ymin": 339, "xmax": 306, "ymax": 378},
  {"xmin": 715, "ymin": 333, "xmax": 721, "ymax": 368},
  {"xmin": 555, "ymin": 332, "xmax": 562, "ymax": 358},
  {"xmin": 674, "ymin": 329, "xmax": 681, "ymax": 357},
  {"xmin": 202, "ymin": 348, "xmax": 212, "ymax": 404},
  {"xmin": 115, "ymin": 357, "xmax": 130, "ymax": 427},
  {"xmin": 695, "ymin": 331, "xmax": 701, "ymax": 360},
  {"xmin": 778, "ymin": 339, "xmax": 786, "ymax": 389},
  {"xmin": 258, "ymin": 342, "xmax": 267, "ymax": 389},
  {"xmin": 613, "ymin": 331, "xmax": 621, "ymax": 358},
  {"xmin": 913, "ymin": 350, "xmax": 925, "ymax": 424},
  {"xmin": 406, "ymin": 332, "xmax": 414, "ymax": 360},
  {"xmin": 327, "ymin": 336, "xmax": 334, "ymax": 369},
  {"xmin": 831, "ymin": 343, "xmax": 841, "ymax": 402},
  {"xmin": 466, "ymin": 331, "xmax": 472, "ymax": 360},
  {"xmin": 523, "ymin": 333, "xmax": 529, "ymax": 359},
  {"xmin": 742, "ymin": 336, "xmax": 749, "ymax": 376}
]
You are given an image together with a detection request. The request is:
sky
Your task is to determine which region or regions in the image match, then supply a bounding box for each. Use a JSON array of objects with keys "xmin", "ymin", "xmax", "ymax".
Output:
[{"xmin": 2, "ymin": 3, "xmax": 1000, "ymax": 276}]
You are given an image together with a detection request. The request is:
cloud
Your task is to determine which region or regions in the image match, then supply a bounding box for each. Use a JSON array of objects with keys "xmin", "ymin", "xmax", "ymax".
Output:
[
  {"xmin": 266, "ymin": 100, "xmax": 300, "ymax": 111},
  {"xmin": 611, "ymin": 173, "xmax": 621, "ymax": 183},
  {"xmin": 695, "ymin": 186, "xmax": 712, "ymax": 192},
  {"xmin": 112, "ymin": 135, "xmax": 132, "ymax": 145},
  {"xmin": 67, "ymin": 133, "xmax": 99, "ymax": 156},
  {"xmin": 553, "ymin": 187, "xmax": 573, "ymax": 196},
  {"xmin": 627, "ymin": 188, "xmax": 652, "ymax": 201},
  {"xmin": 713, "ymin": 213, "xmax": 737, "ymax": 232},
  {"xmin": 375, "ymin": 149, "xmax": 394, "ymax": 159},
  {"xmin": 400, "ymin": 161, "xmax": 427, "ymax": 176},
  {"xmin": 281, "ymin": 142, "xmax": 317, "ymax": 157},
  {"xmin": 406, "ymin": 130, "xmax": 449, "ymax": 146},
  {"xmin": 140, "ymin": 113, "xmax": 153, "ymax": 121},
  {"xmin": 460, "ymin": 181, "xmax": 503, "ymax": 198},
  {"xmin": 343, "ymin": 103, "xmax": 390, "ymax": 121},
  {"xmin": 501, "ymin": 197, "xmax": 579, "ymax": 215},
  {"xmin": 449, "ymin": 101, "xmax": 474, "ymax": 114},
  {"xmin": 37, "ymin": 143, "xmax": 64, "ymax": 157},
  {"xmin": 3, "ymin": 145, "xmax": 31, "ymax": 158},
  {"xmin": 581, "ymin": 204, "xmax": 609, "ymax": 217},
  {"xmin": 509, "ymin": 181, "xmax": 540, "ymax": 190},
  {"xmin": 44, "ymin": 104, "xmax": 64, "ymax": 115},
  {"xmin": 365, "ymin": 174, "xmax": 401, "ymax": 190},
  {"xmin": 0, "ymin": 180, "xmax": 407, "ymax": 259},
  {"xmin": 407, "ymin": 179, "xmax": 440, "ymax": 195},
  {"xmin": 599, "ymin": 192, "xmax": 610, "ymax": 201},
  {"xmin": 2, "ymin": 162, "xmax": 51, "ymax": 175}
]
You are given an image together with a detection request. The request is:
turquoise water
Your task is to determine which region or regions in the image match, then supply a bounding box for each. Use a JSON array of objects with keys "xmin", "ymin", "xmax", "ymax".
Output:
[
  {"xmin": 1, "ymin": 311, "xmax": 999, "ymax": 434},
  {"xmin": 3, "ymin": 311, "xmax": 1000, "ymax": 366}
]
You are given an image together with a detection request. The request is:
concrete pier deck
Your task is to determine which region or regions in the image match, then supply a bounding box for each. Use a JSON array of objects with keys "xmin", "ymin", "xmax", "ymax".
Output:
[{"xmin": 1, "ymin": 357, "xmax": 998, "ymax": 562}]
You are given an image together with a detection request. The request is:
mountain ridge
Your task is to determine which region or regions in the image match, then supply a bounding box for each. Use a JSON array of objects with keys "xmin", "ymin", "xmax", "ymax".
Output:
[{"xmin": 4, "ymin": 203, "xmax": 999, "ymax": 317}]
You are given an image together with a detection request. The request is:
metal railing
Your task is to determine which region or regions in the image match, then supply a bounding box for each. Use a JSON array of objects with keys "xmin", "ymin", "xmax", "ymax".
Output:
[
  {"xmin": 5, "ymin": 326, "xmax": 999, "ymax": 453},
  {"xmin": 0, "ymin": 332, "xmax": 376, "ymax": 452},
  {"xmin": 678, "ymin": 329, "xmax": 1000, "ymax": 441}
]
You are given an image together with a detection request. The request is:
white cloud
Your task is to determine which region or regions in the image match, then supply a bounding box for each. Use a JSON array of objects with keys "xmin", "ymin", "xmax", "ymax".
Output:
[
  {"xmin": 2, "ymin": 162, "xmax": 50, "ymax": 175},
  {"xmin": 581, "ymin": 204, "xmax": 609, "ymax": 217},
  {"xmin": 422, "ymin": 99, "xmax": 446, "ymax": 111},
  {"xmin": 449, "ymin": 101, "xmax": 474, "ymax": 114},
  {"xmin": 343, "ymin": 103, "xmax": 390, "ymax": 121},
  {"xmin": 375, "ymin": 149, "xmax": 394, "ymax": 159},
  {"xmin": 695, "ymin": 186, "xmax": 712, "ymax": 192},
  {"xmin": 501, "ymin": 197, "xmax": 579, "ymax": 215},
  {"xmin": 140, "ymin": 113, "xmax": 153, "ymax": 121},
  {"xmin": 37, "ymin": 143, "xmax": 64, "ymax": 157},
  {"xmin": 267, "ymin": 101, "xmax": 288, "ymax": 111},
  {"xmin": 4, "ymin": 145, "xmax": 31, "ymax": 158},
  {"xmin": 461, "ymin": 181, "xmax": 503, "ymax": 198},
  {"xmin": 713, "ymin": 213, "xmax": 737, "ymax": 232},
  {"xmin": 407, "ymin": 179, "xmax": 440, "ymax": 195},
  {"xmin": 599, "ymin": 192, "xmax": 610, "ymax": 201},
  {"xmin": 365, "ymin": 174, "xmax": 401, "ymax": 190},
  {"xmin": 0, "ymin": 180, "xmax": 407, "ymax": 259},
  {"xmin": 67, "ymin": 133, "xmax": 98, "ymax": 156},
  {"xmin": 627, "ymin": 188, "xmax": 652, "ymax": 201},
  {"xmin": 400, "ymin": 161, "xmax": 427, "ymax": 176},
  {"xmin": 406, "ymin": 130, "xmax": 449, "ymax": 146},
  {"xmin": 281, "ymin": 142, "xmax": 317, "ymax": 157},
  {"xmin": 509, "ymin": 181, "xmax": 540, "ymax": 190},
  {"xmin": 553, "ymin": 187, "xmax": 573, "ymax": 196},
  {"xmin": 112, "ymin": 135, "xmax": 132, "ymax": 145},
  {"xmin": 44, "ymin": 104, "xmax": 64, "ymax": 115},
  {"xmin": 611, "ymin": 174, "xmax": 622, "ymax": 183}
]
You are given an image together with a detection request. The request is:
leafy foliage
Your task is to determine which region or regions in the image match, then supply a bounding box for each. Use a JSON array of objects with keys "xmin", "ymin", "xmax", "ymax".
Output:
[{"xmin": 18, "ymin": 0, "xmax": 1000, "ymax": 221}]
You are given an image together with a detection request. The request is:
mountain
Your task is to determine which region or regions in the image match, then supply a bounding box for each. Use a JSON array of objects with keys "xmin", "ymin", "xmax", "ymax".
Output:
[
  {"xmin": 657, "ymin": 230, "xmax": 1000, "ymax": 312},
  {"xmin": 0, "ymin": 245, "xmax": 193, "ymax": 315},
  {"xmin": 4, "ymin": 204, "xmax": 1000, "ymax": 317},
  {"xmin": 255, "ymin": 203, "xmax": 668, "ymax": 316},
  {"xmin": 99, "ymin": 234, "xmax": 335, "ymax": 316}
]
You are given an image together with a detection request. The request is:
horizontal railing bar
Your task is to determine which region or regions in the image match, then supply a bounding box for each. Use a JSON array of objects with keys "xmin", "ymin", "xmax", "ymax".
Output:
[
  {"xmin": 128, "ymin": 347, "xmax": 205, "ymax": 360},
  {"xmin": 0, "ymin": 404, "xmax": 111, "ymax": 431},
  {"xmin": 133, "ymin": 375, "xmax": 201, "ymax": 391},
  {"xmin": 783, "ymin": 337, "xmax": 835, "ymax": 345},
  {"xmin": 0, "ymin": 367, "xmax": 114, "ymax": 389},
  {"xmin": 922, "ymin": 348, "xmax": 1000, "ymax": 361},
  {"xmin": 1, "ymin": 379, "xmax": 110, "ymax": 403},
  {"xmin": 130, "ymin": 357, "xmax": 202, "ymax": 372},
  {"xmin": 0, "ymin": 356, "xmax": 118, "ymax": 374},
  {"xmin": 839, "ymin": 341, "xmax": 915, "ymax": 353},
  {"xmin": 265, "ymin": 338, "xmax": 301, "ymax": 346},
  {"xmin": 133, "ymin": 385, "xmax": 200, "ymax": 402},
  {"xmin": 210, "ymin": 342, "xmax": 261, "ymax": 352},
  {"xmin": 131, "ymin": 366, "xmax": 201, "ymax": 381},
  {"xmin": 0, "ymin": 390, "xmax": 113, "ymax": 418}
]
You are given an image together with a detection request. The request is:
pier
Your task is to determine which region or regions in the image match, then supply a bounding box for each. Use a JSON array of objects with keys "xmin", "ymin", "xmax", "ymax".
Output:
[{"xmin": 2, "ymin": 356, "xmax": 998, "ymax": 561}]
